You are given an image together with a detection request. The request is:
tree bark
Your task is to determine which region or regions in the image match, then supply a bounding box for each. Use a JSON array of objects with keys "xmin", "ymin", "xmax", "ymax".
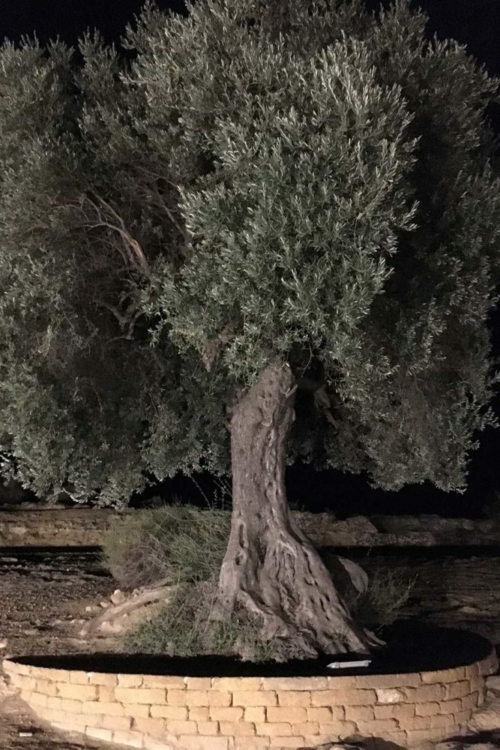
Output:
[{"xmin": 218, "ymin": 362, "xmax": 380, "ymax": 657}]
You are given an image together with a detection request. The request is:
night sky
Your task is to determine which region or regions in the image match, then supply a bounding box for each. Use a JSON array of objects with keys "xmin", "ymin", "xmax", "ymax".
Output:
[
  {"xmin": 1, "ymin": 0, "xmax": 500, "ymax": 75},
  {"xmin": 1, "ymin": 0, "xmax": 500, "ymax": 516}
]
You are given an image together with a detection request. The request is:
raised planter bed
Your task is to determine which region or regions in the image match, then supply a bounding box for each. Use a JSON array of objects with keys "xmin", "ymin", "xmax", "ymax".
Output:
[{"xmin": 4, "ymin": 624, "xmax": 498, "ymax": 749}]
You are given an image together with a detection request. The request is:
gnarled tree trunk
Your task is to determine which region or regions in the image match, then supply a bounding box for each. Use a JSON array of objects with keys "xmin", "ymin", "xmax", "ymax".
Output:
[{"xmin": 218, "ymin": 362, "xmax": 380, "ymax": 657}]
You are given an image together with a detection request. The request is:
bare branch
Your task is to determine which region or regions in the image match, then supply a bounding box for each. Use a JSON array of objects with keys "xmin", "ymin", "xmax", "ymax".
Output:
[
  {"xmin": 80, "ymin": 194, "xmax": 150, "ymax": 272},
  {"xmin": 202, "ymin": 323, "xmax": 238, "ymax": 372}
]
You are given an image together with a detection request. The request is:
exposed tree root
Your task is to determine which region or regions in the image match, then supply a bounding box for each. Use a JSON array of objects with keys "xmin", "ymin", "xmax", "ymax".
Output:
[{"xmin": 80, "ymin": 583, "xmax": 176, "ymax": 636}]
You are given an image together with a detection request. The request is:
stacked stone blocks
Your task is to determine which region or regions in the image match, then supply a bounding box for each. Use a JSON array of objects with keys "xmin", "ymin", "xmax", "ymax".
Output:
[{"xmin": 4, "ymin": 649, "xmax": 497, "ymax": 750}]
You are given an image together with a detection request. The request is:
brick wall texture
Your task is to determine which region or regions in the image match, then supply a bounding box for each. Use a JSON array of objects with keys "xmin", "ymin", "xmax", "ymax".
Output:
[{"xmin": 4, "ymin": 649, "xmax": 498, "ymax": 750}]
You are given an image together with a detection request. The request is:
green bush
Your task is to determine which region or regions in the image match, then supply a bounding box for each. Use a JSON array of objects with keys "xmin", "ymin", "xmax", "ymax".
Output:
[{"xmin": 101, "ymin": 502, "xmax": 230, "ymax": 590}]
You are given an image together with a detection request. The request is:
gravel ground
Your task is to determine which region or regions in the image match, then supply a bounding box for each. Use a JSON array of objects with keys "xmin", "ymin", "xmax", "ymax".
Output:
[
  {"xmin": 356, "ymin": 550, "xmax": 500, "ymax": 648},
  {"xmin": 0, "ymin": 549, "xmax": 120, "ymax": 749},
  {"xmin": 0, "ymin": 549, "xmax": 116, "ymax": 658}
]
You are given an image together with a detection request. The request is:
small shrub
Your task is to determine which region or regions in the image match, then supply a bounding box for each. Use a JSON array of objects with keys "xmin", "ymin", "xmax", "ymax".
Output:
[
  {"xmin": 189, "ymin": 475, "xmax": 232, "ymax": 510},
  {"xmin": 102, "ymin": 502, "xmax": 230, "ymax": 590},
  {"xmin": 126, "ymin": 577, "xmax": 305, "ymax": 662},
  {"xmin": 347, "ymin": 567, "xmax": 417, "ymax": 629}
]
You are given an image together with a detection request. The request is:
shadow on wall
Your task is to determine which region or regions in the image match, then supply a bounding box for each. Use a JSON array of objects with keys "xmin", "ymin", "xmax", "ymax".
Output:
[
  {"xmin": 442, "ymin": 730, "xmax": 500, "ymax": 748},
  {"xmin": 299, "ymin": 738, "xmax": 407, "ymax": 750}
]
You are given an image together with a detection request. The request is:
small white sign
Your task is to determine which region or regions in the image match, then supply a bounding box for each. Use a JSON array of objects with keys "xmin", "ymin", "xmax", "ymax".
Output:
[{"xmin": 326, "ymin": 660, "xmax": 372, "ymax": 669}]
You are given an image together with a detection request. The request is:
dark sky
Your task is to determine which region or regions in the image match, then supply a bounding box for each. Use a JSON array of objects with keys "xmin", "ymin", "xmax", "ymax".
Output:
[
  {"xmin": 2, "ymin": 0, "xmax": 500, "ymax": 140},
  {"xmin": 1, "ymin": 0, "xmax": 500, "ymax": 516},
  {"xmin": 1, "ymin": 0, "xmax": 500, "ymax": 78}
]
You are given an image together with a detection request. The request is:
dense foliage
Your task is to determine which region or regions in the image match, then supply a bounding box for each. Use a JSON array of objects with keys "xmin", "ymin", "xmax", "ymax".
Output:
[
  {"xmin": 0, "ymin": 38, "xmax": 230, "ymax": 504},
  {"xmin": 0, "ymin": 0, "xmax": 499, "ymax": 504}
]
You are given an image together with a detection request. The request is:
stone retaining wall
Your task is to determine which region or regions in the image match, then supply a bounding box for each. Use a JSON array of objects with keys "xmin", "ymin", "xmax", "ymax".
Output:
[
  {"xmin": 0, "ymin": 510, "xmax": 384, "ymax": 548},
  {"xmin": 0, "ymin": 509, "xmax": 119, "ymax": 547},
  {"xmin": 0, "ymin": 510, "xmax": 396, "ymax": 548},
  {"xmin": 5, "ymin": 508, "xmax": 500, "ymax": 548},
  {"xmin": 4, "ymin": 649, "xmax": 498, "ymax": 749}
]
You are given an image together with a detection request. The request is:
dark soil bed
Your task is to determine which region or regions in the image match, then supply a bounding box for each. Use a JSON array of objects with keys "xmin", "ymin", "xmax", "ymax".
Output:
[{"xmin": 13, "ymin": 621, "xmax": 494, "ymax": 678}]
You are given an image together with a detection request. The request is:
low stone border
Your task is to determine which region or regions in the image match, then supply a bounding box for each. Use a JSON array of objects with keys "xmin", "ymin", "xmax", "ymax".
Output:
[
  {"xmin": 4, "ymin": 649, "xmax": 498, "ymax": 749},
  {"xmin": 6, "ymin": 508, "xmax": 500, "ymax": 548}
]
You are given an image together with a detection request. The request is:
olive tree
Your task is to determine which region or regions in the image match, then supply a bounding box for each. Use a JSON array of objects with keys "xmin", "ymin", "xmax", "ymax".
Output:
[
  {"xmin": 73, "ymin": 0, "xmax": 500, "ymax": 654},
  {"xmin": 2, "ymin": 0, "xmax": 500, "ymax": 656}
]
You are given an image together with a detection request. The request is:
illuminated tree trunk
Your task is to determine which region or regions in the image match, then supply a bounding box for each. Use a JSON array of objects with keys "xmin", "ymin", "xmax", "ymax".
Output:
[{"xmin": 218, "ymin": 363, "xmax": 380, "ymax": 656}]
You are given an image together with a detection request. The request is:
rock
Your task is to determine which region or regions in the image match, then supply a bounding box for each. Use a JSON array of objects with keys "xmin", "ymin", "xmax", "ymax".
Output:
[
  {"xmin": 5, "ymin": 506, "xmax": 500, "ymax": 548},
  {"xmin": 98, "ymin": 619, "xmax": 126, "ymax": 635},
  {"xmin": 294, "ymin": 513, "xmax": 378, "ymax": 547},
  {"xmin": 345, "ymin": 515, "xmax": 379, "ymax": 534},
  {"xmin": 322, "ymin": 553, "xmax": 368, "ymax": 600},
  {"xmin": 468, "ymin": 693, "xmax": 500, "ymax": 731},
  {"xmin": 100, "ymin": 601, "xmax": 110, "ymax": 608},
  {"xmin": 369, "ymin": 514, "xmax": 500, "ymax": 545},
  {"xmin": 110, "ymin": 589, "xmax": 126, "ymax": 605},
  {"xmin": 0, "ymin": 639, "xmax": 7, "ymax": 649},
  {"xmin": 371, "ymin": 515, "xmax": 423, "ymax": 533},
  {"xmin": 375, "ymin": 688, "xmax": 405, "ymax": 704},
  {"xmin": 11, "ymin": 526, "xmax": 27, "ymax": 537},
  {"xmin": 0, "ymin": 674, "xmax": 17, "ymax": 700},
  {"xmin": 486, "ymin": 675, "xmax": 500, "ymax": 692},
  {"xmin": 380, "ymin": 531, "xmax": 437, "ymax": 546},
  {"xmin": 336, "ymin": 556, "xmax": 369, "ymax": 595},
  {"xmin": 459, "ymin": 605, "xmax": 481, "ymax": 615}
]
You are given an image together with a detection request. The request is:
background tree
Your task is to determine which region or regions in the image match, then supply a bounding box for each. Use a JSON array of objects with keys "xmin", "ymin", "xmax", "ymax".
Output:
[{"xmin": 0, "ymin": 38, "xmax": 229, "ymax": 505}]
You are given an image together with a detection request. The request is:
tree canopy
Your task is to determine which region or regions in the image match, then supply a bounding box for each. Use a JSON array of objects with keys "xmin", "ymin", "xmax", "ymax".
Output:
[{"xmin": 0, "ymin": 0, "xmax": 499, "ymax": 504}]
